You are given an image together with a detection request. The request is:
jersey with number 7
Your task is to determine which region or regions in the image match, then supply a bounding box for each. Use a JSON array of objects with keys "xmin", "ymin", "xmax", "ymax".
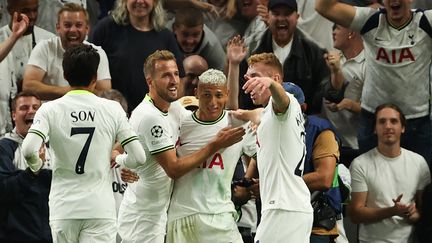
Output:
[{"xmin": 27, "ymin": 91, "xmax": 139, "ymax": 221}]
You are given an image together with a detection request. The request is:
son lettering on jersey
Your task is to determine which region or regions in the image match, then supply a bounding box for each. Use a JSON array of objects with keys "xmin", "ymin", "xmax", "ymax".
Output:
[
  {"xmin": 375, "ymin": 47, "xmax": 415, "ymax": 64},
  {"xmin": 198, "ymin": 152, "xmax": 224, "ymax": 169},
  {"xmin": 71, "ymin": 111, "xmax": 95, "ymax": 122}
]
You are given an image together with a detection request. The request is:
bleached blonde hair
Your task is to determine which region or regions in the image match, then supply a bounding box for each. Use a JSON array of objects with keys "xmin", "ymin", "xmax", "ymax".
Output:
[{"xmin": 198, "ymin": 69, "xmax": 227, "ymax": 86}]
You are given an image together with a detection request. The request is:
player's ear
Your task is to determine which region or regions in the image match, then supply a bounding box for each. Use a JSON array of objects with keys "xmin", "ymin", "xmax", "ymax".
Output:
[
  {"xmin": 146, "ymin": 76, "xmax": 152, "ymax": 87},
  {"xmin": 194, "ymin": 87, "xmax": 198, "ymax": 98},
  {"xmin": 89, "ymin": 75, "xmax": 97, "ymax": 91},
  {"xmin": 273, "ymin": 73, "xmax": 282, "ymax": 83}
]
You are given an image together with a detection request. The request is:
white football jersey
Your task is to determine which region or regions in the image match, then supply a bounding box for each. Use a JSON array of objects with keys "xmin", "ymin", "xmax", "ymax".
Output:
[
  {"xmin": 28, "ymin": 90, "xmax": 138, "ymax": 220},
  {"xmin": 168, "ymin": 111, "xmax": 256, "ymax": 221},
  {"xmin": 257, "ymin": 93, "xmax": 312, "ymax": 213},
  {"xmin": 120, "ymin": 95, "xmax": 187, "ymax": 215},
  {"xmin": 350, "ymin": 7, "xmax": 432, "ymax": 118}
]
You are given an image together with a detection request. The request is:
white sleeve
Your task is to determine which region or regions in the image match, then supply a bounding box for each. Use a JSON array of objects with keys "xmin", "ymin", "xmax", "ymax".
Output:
[
  {"xmin": 271, "ymin": 92, "xmax": 300, "ymax": 122},
  {"xmin": 93, "ymin": 44, "xmax": 111, "ymax": 81},
  {"xmin": 138, "ymin": 113, "xmax": 174, "ymax": 155},
  {"xmin": 350, "ymin": 6, "xmax": 379, "ymax": 32},
  {"xmin": 22, "ymin": 132, "xmax": 44, "ymax": 172},
  {"xmin": 116, "ymin": 139, "xmax": 147, "ymax": 169}
]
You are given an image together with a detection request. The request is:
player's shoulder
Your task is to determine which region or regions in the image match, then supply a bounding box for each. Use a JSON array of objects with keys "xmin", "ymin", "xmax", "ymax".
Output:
[
  {"xmin": 130, "ymin": 100, "xmax": 166, "ymax": 124},
  {"xmin": 38, "ymin": 98, "xmax": 59, "ymax": 111},
  {"xmin": 94, "ymin": 96, "xmax": 125, "ymax": 113}
]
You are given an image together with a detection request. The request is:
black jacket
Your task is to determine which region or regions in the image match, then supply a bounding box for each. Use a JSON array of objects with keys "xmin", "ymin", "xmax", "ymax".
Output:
[{"xmin": 0, "ymin": 137, "xmax": 52, "ymax": 243}]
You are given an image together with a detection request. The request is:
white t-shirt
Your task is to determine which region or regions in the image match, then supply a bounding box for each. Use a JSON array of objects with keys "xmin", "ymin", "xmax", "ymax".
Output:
[
  {"xmin": 350, "ymin": 148, "xmax": 431, "ymax": 243},
  {"xmin": 257, "ymin": 92, "xmax": 312, "ymax": 214},
  {"xmin": 168, "ymin": 111, "xmax": 256, "ymax": 222},
  {"xmin": 120, "ymin": 95, "xmax": 188, "ymax": 216},
  {"xmin": 28, "ymin": 90, "xmax": 138, "ymax": 220},
  {"xmin": 27, "ymin": 37, "xmax": 111, "ymax": 87},
  {"xmin": 350, "ymin": 7, "xmax": 432, "ymax": 118}
]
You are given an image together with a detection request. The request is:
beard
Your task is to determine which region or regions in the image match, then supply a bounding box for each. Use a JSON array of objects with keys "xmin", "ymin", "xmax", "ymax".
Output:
[{"xmin": 24, "ymin": 25, "xmax": 34, "ymax": 36}]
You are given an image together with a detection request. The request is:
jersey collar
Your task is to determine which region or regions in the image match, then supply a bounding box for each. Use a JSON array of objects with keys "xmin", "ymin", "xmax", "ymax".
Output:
[
  {"xmin": 192, "ymin": 110, "xmax": 226, "ymax": 125},
  {"xmin": 67, "ymin": 90, "xmax": 93, "ymax": 95},
  {"xmin": 144, "ymin": 94, "xmax": 168, "ymax": 116}
]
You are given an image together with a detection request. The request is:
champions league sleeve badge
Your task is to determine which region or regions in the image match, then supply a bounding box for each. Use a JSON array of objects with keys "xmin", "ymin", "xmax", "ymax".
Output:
[{"xmin": 151, "ymin": 125, "xmax": 164, "ymax": 138}]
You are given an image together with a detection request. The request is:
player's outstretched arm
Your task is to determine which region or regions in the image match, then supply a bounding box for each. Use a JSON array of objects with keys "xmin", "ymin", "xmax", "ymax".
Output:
[
  {"xmin": 154, "ymin": 126, "xmax": 245, "ymax": 179},
  {"xmin": 22, "ymin": 132, "xmax": 44, "ymax": 174},
  {"xmin": 315, "ymin": 0, "xmax": 356, "ymax": 28},
  {"xmin": 243, "ymin": 77, "xmax": 289, "ymax": 113},
  {"xmin": 115, "ymin": 139, "xmax": 147, "ymax": 169}
]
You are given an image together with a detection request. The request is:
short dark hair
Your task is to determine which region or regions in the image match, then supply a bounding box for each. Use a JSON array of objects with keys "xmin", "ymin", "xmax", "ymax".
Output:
[
  {"xmin": 62, "ymin": 44, "xmax": 100, "ymax": 87},
  {"xmin": 374, "ymin": 103, "xmax": 407, "ymax": 128},
  {"xmin": 173, "ymin": 8, "xmax": 203, "ymax": 28},
  {"xmin": 11, "ymin": 91, "xmax": 41, "ymax": 111}
]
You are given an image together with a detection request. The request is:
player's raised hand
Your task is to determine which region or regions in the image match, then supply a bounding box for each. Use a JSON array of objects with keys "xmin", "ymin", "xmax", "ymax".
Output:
[
  {"xmin": 243, "ymin": 76, "xmax": 274, "ymax": 96},
  {"xmin": 227, "ymin": 35, "xmax": 248, "ymax": 65},
  {"xmin": 11, "ymin": 12, "xmax": 29, "ymax": 39},
  {"xmin": 213, "ymin": 126, "xmax": 245, "ymax": 149}
]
